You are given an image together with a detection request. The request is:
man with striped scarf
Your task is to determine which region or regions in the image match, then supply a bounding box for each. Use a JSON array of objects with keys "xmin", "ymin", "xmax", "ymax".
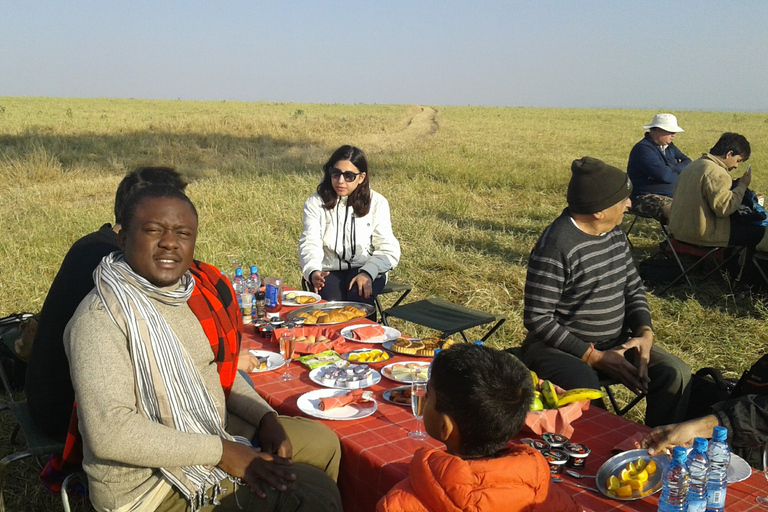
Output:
[{"xmin": 64, "ymin": 185, "xmax": 341, "ymax": 511}]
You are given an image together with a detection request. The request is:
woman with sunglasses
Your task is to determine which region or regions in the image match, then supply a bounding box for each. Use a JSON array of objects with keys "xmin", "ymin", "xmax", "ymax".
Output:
[{"xmin": 299, "ymin": 145, "xmax": 400, "ymax": 306}]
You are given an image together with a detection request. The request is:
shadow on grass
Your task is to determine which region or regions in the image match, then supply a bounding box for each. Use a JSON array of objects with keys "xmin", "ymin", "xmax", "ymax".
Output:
[{"xmin": 0, "ymin": 130, "xmax": 334, "ymax": 177}]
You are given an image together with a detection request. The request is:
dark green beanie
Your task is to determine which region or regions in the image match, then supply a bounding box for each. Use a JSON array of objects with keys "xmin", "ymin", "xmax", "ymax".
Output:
[{"xmin": 567, "ymin": 157, "xmax": 632, "ymax": 214}]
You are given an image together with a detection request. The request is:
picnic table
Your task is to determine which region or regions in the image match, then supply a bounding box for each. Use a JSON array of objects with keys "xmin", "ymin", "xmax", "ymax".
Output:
[{"xmin": 243, "ymin": 307, "xmax": 767, "ymax": 512}]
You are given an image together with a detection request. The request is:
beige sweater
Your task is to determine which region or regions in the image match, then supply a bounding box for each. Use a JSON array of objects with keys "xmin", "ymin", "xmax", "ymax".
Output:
[
  {"xmin": 64, "ymin": 288, "xmax": 275, "ymax": 511},
  {"xmin": 668, "ymin": 153, "xmax": 747, "ymax": 247}
]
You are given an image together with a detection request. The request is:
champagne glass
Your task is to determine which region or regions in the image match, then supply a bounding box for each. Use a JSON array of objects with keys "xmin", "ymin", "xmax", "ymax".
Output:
[
  {"xmin": 408, "ymin": 380, "xmax": 428, "ymax": 441},
  {"xmin": 279, "ymin": 331, "xmax": 296, "ymax": 381},
  {"xmin": 757, "ymin": 438, "xmax": 768, "ymax": 505}
]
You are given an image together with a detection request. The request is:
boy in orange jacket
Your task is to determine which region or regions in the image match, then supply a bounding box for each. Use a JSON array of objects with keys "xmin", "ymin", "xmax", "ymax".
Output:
[{"xmin": 377, "ymin": 343, "xmax": 580, "ymax": 512}]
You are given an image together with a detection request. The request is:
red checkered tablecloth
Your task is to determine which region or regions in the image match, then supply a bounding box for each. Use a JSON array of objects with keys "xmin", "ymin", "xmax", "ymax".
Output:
[{"xmin": 243, "ymin": 318, "xmax": 766, "ymax": 512}]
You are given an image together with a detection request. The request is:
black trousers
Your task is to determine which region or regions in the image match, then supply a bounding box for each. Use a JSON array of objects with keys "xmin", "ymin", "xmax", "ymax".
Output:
[{"xmin": 314, "ymin": 268, "xmax": 386, "ymax": 307}]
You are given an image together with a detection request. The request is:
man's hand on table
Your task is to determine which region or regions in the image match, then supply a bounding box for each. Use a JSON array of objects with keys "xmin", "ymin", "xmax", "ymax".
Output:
[
  {"xmin": 310, "ymin": 271, "xmax": 329, "ymax": 293},
  {"xmin": 237, "ymin": 351, "xmax": 261, "ymax": 373},
  {"xmin": 219, "ymin": 439, "xmax": 295, "ymax": 498},
  {"xmin": 637, "ymin": 415, "xmax": 720, "ymax": 455},
  {"xmin": 258, "ymin": 412, "xmax": 293, "ymax": 459}
]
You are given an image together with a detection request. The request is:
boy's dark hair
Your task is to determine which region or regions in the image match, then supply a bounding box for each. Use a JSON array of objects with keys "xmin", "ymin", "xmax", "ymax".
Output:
[
  {"xmin": 710, "ymin": 132, "xmax": 751, "ymax": 161},
  {"xmin": 430, "ymin": 343, "xmax": 534, "ymax": 458},
  {"xmin": 114, "ymin": 167, "xmax": 188, "ymax": 224},
  {"xmin": 120, "ymin": 184, "xmax": 197, "ymax": 233}
]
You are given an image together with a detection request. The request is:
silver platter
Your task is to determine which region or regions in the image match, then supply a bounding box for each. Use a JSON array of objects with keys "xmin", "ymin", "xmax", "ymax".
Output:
[
  {"xmin": 595, "ymin": 448, "xmax": 669, "ymax": 501},
  {"xmin": 285, "ymin": 301, "xmax": 375, "ymax": 325}
]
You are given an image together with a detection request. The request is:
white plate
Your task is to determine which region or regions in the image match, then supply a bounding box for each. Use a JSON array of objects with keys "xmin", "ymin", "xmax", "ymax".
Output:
[
  {"xmin": 380, "ymin": 361, "xmax": 430, "ymax": 384},
  {"xmin": 381, "ymin": 385, "xmax": 411, "ymax": 407},
  {"xmin": 281, "ymin": 291, "xmax": 321, "ymax": 306},
  {"xmin": 308, "ymin": 366, "xmax": 382, "ymax": 389},
  {"xmin": 247, "ymin": 350, "xmax": 285, "ymax": 373},
  {"xmin": 727, "ymin": 453, "xmax": 751, "ymax": 483},
  {"xmin": 340, "ymin": 324, "xmax": 401, "ymax": 344},
  {"xmin": 297, "ymin": 389, "xmax": 377, "ymax": 420}
]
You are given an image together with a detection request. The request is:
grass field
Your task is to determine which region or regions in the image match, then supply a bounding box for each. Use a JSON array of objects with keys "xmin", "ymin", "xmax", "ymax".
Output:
[{"xmin": 2, "ymin": 97, "xmax": 768, "ymax": 510}]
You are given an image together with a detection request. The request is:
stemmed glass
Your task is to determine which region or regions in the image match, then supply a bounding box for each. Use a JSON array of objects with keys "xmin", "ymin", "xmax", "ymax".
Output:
[
  {"xmin": 279, "ymin": 331, "xmax": 296, "ymax": 381},
  {"xmin": 408, "ymin": 379, "xmax": 429, "ymax": 441},
  {"xmin": 757, "ymin": 438, "xmax": 768, "ymax": 505}
]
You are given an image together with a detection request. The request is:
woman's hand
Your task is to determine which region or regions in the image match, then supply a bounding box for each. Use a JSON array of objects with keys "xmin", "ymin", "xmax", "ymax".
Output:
[
  {"xmin": 310, "ymin": 271, "xmax": 329, "ymax": 293},
  {"xmin": 350, "ymin": 273, "xmax": 373, "ymax": 299}
]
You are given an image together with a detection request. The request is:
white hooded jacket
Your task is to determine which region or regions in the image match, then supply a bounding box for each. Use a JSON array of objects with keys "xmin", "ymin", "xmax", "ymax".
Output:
[{"xmin": 299, "ymin": 190, "xmax": 400, "ymax": 283}]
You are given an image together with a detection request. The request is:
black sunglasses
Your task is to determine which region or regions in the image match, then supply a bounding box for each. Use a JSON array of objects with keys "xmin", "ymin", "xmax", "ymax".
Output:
[{"xmin": 330, "ymin": 167, "xmax": 363, "ymax": 182}]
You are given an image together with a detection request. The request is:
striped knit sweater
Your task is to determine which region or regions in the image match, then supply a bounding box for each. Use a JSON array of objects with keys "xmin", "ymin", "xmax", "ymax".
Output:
[{"xmin": 523, "ymin": 210, "xmax": 652, "ymax": 358}]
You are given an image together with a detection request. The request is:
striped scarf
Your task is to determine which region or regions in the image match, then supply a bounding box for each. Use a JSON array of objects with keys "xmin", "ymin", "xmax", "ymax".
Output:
[{"xmin": 94, "ymin": 252, "xmax": 247, "ymax": 508}]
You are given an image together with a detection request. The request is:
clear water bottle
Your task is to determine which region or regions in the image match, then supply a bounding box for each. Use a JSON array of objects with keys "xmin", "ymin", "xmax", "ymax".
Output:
[
  {"xmin": 659, "ymin": 446, "xmax": 689, "ymax": 512},
  {"xmin": 247, "ymin": 266, "xmax": 262, "ymax": 305},
  {"xmin": 686, "ymin": 437, "xmax": 709, "ymax": 512},
  {"xmin": 706, "ymin": 426, "xmax": 730, "ymax": 511},
  {"xmin": 232, "ymin": 268, "xmax": 246, "ymax": 308}
]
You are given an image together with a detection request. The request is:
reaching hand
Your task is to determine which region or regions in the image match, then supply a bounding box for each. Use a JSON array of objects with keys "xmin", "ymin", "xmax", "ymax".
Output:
[
  {"xmin": 237, "ymin": 351, "xmax": 261, "ymax": 373},
  {"xmin": 219, "ymin": 439, "xmax": 295, "ymax": 498},
  {"xmin": 349, "ymin": 273, "xmax": 373, "ymax": 299},
  {"xmin": 637, "ymin": 416, "xmax": 720, "ymax": 455},
  {"xmin": 257, "ymin": 412, "xmax": 292, "ymax": 459},
  {"xmin": 311, "ymin": 271, "xmax": 329, "ymax": 293}
]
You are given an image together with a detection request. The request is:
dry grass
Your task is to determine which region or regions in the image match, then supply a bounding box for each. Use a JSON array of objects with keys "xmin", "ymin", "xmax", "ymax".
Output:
[{"xmin": 2, "ymin": 97, "xmax": 768, "ymax": 509}]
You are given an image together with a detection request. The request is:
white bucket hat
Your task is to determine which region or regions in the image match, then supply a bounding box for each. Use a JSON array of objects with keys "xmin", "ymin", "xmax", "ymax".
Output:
[{"xmin": 643, "ymin": 113, "xmax": 684, "ymax": 133}]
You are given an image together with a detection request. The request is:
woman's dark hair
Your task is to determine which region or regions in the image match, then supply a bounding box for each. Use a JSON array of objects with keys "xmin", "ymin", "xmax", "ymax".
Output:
[
  {"xmin": 120, "ymin": 184, "xmax": 197, "ymax": 233},
  {"xmin": 317, "ymin": 145, "xmax": 371, "ymax": 217},
  {"xmin": 710, "ymin": 132, "xmax": 751, "ymax": 161},
  {"xmin": 115, "ymin": 166, "xmax": 188, "ymax": 224},
  {"xmin": 430, "ymin": 344, "xmax": 534, "ymax": 458}
]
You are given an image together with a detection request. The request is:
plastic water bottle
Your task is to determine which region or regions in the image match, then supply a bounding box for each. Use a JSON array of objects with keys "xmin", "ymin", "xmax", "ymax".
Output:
[
  {"xmin": 658, "ymin": 446, "xmax": 689, "ymax": 512},
  {"xmin": 686, "ymin": 437, "xmax": 709, "ymax": 512},
  {"xmin": 247, "ymin": 266, "xmax": 262, "ymax": 304},
  {"xmin": 232, "ymin": 268, "xmax": 246, "ymax": 308},
  {"xmin": 706, "ymin": 426, "xmax": 730, "ymax": 511}
]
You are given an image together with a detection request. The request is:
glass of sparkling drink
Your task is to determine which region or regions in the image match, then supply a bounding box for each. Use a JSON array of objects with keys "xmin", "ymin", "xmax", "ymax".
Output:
[
  {"xmin": 408, "ymin": 379, "xmax": 428, "ymax": 441},
  {"xmin": 279, "ymin": 331, "xmax": 296, "ymax": 381}
]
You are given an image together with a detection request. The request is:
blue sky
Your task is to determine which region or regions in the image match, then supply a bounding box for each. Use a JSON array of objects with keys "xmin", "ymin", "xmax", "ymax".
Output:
[{"xmin": 2, "ymin": 1, "xmax": 767, "ymax": 111}]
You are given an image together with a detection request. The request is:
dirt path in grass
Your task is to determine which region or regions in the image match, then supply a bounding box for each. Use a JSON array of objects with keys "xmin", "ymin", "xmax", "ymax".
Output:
[{"xmin": 360, "ymin": 106, "xmax": 438, "ymax": 152}]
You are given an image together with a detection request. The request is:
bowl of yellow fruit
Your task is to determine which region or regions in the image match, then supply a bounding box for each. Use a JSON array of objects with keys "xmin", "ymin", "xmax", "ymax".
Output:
[{"xmin": 596, "ymin": 449, "xmax": 668, "ymax": 500}]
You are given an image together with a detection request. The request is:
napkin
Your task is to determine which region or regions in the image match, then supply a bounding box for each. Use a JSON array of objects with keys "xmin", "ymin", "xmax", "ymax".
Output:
[
  {"xmin": 352, "ymin": 325, "xmax": 386, "ymax": 342},
  {"xmin": 318, "ymin": 390, "xmax": 373, "ymax": 411}
]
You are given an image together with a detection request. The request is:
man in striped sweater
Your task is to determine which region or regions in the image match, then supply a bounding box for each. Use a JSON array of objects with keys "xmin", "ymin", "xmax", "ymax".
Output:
[{"xmin": 520, "ymin": 157, "xmax": 690, "ymax": 427}]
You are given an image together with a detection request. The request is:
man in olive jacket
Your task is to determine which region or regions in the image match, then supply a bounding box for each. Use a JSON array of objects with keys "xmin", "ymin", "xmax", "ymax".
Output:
[{"xmin": 668, "ymin": 132, "xmax": 766, "ymax": 250}]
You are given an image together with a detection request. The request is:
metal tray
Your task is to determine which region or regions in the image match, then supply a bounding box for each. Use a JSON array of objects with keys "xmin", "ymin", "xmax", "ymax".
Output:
[
  {"xmin": 285, "ymin": 301, "xmax": 375, "ymax": 325},
  {"xmin": 595, "ymin": 448, "xmax": 669, "ymax": 500}
]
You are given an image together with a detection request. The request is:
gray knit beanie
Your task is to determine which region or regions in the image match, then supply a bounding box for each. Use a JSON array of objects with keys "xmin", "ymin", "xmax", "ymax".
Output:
[{"xmin": 567, "ymin": 157, "xmax": 632, "ymax": 214}]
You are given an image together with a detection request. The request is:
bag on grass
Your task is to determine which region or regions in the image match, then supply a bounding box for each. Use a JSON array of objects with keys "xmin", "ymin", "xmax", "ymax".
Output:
[
  {"xmin": 683, "ymin": 367, "xmax": 736, "ymax": 421},
  {"xmin": 637, "ymin": 251, "xmax": 682, "ymax": 286},
  {"xmin": 0, "ymin": 312, "xmax": 37, "ymax": 390}
]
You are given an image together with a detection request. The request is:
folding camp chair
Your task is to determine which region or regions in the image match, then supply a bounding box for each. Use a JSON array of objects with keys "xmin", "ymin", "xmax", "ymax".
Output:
[
  {"xmin": 623, "ymin": 211, "xmax": 668, "ymax": 250},
  {"xmin": 0, "ymin": 362, "xmax": 66, "ymax": 512},
  {"xmin": 599, "ymin": 378, "xmax": 646, "ymax": 417},
  {"xmin": 381, "ymin": 297, "xmax": 506, "ymax": 342},
  {"xmin": 374, "ymin": 282, "xmax": 412, "ymax": 326},
  {"xmin": 658, "ymin": 236, "xmax": 746, "ymax": 298}
]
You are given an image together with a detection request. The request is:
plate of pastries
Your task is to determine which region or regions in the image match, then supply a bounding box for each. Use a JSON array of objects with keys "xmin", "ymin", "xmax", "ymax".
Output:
[
  {"xmin": 287, "ymin": 301, "xmax": 374, "ymax": 325},
  {"xmin": 383, "ymin": 337, "xmax": 459, "ymax": 357}
]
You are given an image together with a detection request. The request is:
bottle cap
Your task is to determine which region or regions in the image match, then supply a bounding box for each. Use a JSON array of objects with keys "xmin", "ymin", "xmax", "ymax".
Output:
[
  {"xmin": 235, "ymin": 268, "xmax": 243, "ymax": 276},
  {"xmin": 251, "ymin": 266, "xmax": 258, "ymax": 273},
  {"xmin": 712, "ymin": 426, "xmax": 728, "ymax": 442},
  {"xmin": 693, "ymin": 437, "xmax": 708, "ymax": 453},
  {"xmin": 672, "ymin": 446, "xmax": 687, "ymax": 462},
  {"xmin": 473, "ymin": 340, "xmax": 484, "ymax": 345}
]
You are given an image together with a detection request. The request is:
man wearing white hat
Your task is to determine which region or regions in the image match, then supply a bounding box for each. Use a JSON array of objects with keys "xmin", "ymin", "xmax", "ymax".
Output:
[{"xmin": 627, "ymin": 113, "xmax": 691, "ymax": 223}]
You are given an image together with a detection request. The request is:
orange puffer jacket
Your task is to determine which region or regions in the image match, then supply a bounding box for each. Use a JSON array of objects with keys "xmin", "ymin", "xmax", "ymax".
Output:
[{"xmin": 376, "ymin": 445, "xmax": 581, "ymax": 512}]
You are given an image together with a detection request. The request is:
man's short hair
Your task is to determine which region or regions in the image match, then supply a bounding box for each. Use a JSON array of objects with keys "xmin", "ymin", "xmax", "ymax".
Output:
[
  {"xmin": 114, "ymin": 167, "xmax": 188, "ymax": 224},
  {"xmin": 120, "ymin": 184, "xmax": 197, "ymax": 233},
  {"xmin": 430, "ymin": 344, "xmax": 533, "ymax": 458},
  {"xmin": 710, "ymin": 133, "xmax": 751, "ymax": 161}
]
